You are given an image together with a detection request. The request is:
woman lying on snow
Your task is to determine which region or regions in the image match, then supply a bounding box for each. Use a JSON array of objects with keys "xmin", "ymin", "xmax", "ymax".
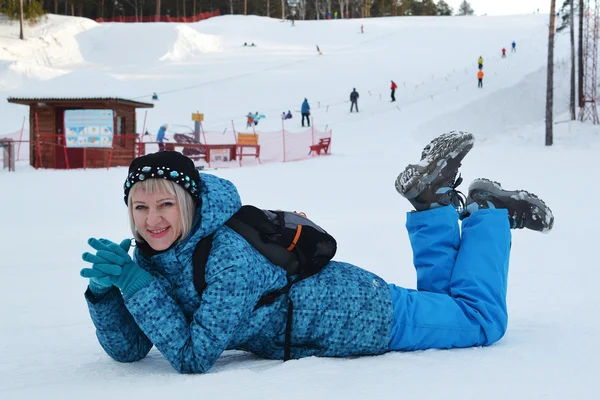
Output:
[{"xmin": 81, "ymin": 131, "xmax": 554, "ymax": 374}]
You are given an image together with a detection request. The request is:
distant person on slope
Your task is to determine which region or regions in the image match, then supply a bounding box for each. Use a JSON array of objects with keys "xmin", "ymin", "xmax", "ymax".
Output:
[
  {"xmin": 350, "ymin": 88, "xmax": 359, "ymax": 113},
  {"xmin": 477, "ymin": 69, "xmax": 484, "ymax": 88},
  {"xmin": 80, "ymin": 132, "xmax": 553, "ymax": 374},
  {"xmin": 301, "ymin": 98, "xmax": 311, "ymax": 127},
  {"xmin": 478, "ymin": 56, "xmax": 483, "ymax": 70},
  {"xmin": 253, "ymin": 112, "xmax": 265, "ymax": 126},
  {"xmin": 502, "ymin": 48, "xmax": 506, "ymax": 58},
  {"xmin": 246, "ymin": 112, "xmax": 254, "ymax": 129},
  {"xmin": 391, "ymin": 80, "xmax": 398, "ymax": 102},
  {"xmin": 156, "ymin": 124, "xmax": 168, "ymax": 151},
  {"xmin": 512, "ymin": 41, "xmax": 516, "ymax": 52}
]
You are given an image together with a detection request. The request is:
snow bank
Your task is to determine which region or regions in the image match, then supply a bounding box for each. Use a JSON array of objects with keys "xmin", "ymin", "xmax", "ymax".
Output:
[{"xmin": 159, "ymin": 25, "xmax": 221, "ymax": 61}]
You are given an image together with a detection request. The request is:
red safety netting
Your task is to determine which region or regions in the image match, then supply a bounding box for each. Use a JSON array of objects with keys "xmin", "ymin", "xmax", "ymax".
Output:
[
  {"xmin": 165, "ymin": 126, "xmax": 333, "ymax": 169},
  {"xmin": 96, "ymin": 10, "xmax": 220, "ymax": 23},
  {"xmin": 1, "ymin": 126, "xmax": 332, "ymax": 171}
]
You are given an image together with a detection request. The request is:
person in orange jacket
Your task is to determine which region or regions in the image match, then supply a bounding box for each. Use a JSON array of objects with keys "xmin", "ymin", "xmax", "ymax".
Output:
[
  {"xmin": 391, "ymin": 80, "xmax": 398, "ymax": 102},
  {"xmin": 477, "ymin": 70, "xmax": 484, "ymax": 88}
]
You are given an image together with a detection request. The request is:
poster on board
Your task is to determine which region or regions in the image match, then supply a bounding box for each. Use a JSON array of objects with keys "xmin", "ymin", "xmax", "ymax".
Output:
[{"xmin": 64, "ymin": 109, "xmax": 114, "ymax": 148}]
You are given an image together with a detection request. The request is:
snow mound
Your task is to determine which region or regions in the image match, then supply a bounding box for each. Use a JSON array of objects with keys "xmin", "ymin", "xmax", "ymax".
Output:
[
  {"xmin": 415, "ymin": 65, "xmax": 571, "ymax": 143},
  {"xmin": 159, "ymin": 25, "xmax": 221, "ymax": 61},
  {"xmin": 77, "ymin": 23, "xmax": 220, "ymax": 66},
  {"xmin": 0, "ymin": 60, "xmax": 67, "ymax": 90},
  {"xmin": 0, "ymin": 15, "xmax": 97, "ymax": 68}
]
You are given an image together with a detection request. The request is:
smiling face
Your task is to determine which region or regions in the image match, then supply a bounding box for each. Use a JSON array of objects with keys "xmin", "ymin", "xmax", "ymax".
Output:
[
  {"xmin": 127, "ymin": 178, "xmax": 197, "ymax": 252},
  {"xmin": 131, "ymin": 189, "xmax": 183, "ymax": 251}
]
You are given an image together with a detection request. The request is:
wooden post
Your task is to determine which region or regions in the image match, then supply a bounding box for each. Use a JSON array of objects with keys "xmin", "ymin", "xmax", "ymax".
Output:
[
  {"xmin": 570, "ymin": 0, "xmax": 576, "ymax": 120},
  {"xmin": 244, "ymin": 0, "xmax": 247, "ymax": 15},
  {"xmin": 282, "ymin": 119, "xmax": 286, "ymax": 163},
  {"xmin": 546, "ymin": 0, "xmax": 557, "ymax": 146},
  {"xmin": 35, "ymin": 113, "xmax": 42, "ymax": 169},
  {"xmin": 19, "ymin": 0, "xmax": 24, "ymax": 40},
  {"xmin": 578, "ymin": 0, "xmax": 584, "ymax": 107},
  {"xmin": 17, "ymin": 116, "xmax": 25, "ymax": 161},
  {"xmin": 231, "ymin": 120, "xmax": 237, "ymax": 142},
  {"xmin": 141, "ymin": 111, "xmax": 147, "ymax": 138},
  {"xmin": 156, "ymin": 0, "xmax": 161, "ymax": 22},
  {"xmin": 200, "ymin": 121, "xmax": 210, "ymax": 168},
  {"xmin": 107, "ymin": 146, "xmax": 114, "ymax": 170},
  {"xmin": 62, "ymin": 133, "xmax": 70, "ymax": 169}
]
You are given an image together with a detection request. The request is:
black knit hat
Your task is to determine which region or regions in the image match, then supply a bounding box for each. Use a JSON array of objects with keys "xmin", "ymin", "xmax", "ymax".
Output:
[{"xmin": 123, "ymin": 151, "xmax": 201, "ymax": 205}]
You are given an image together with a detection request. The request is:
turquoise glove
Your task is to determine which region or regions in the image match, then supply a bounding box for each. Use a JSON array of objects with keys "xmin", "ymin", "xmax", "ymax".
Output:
[
  {"xmin": 85, "ymin": 239, "xmax": 129, "ymax": 296},
  {"xmin": 81, "ymin": 238, "xmax": 153, "ymax": 298}
]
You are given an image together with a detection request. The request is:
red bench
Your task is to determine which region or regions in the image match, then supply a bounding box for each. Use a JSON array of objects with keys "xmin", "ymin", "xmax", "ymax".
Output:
[{"xmin": 309, "ymin": 137, "xmax": 331, "ymax": 155}]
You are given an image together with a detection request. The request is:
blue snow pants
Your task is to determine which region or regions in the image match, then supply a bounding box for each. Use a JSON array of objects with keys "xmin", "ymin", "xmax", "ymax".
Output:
[{"xmin": 388, "ymin": 206, "xmax": 511, "ymax": 350}]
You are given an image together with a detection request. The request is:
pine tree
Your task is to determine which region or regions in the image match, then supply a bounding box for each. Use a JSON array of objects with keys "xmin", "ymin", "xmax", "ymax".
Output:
[
  {"xmin": 557, "ymin": 0, "xmax": 571, "ymax": 32},
  {"xmin": 457, "ymin": 0, "xmax": 474, "ymax": 16},
  {"xmin": 420, "ymin": 0, "xmax": 436, "ymax": 15},
  {"xmin": 436, "ymin": 0, "xmax": 452, "ymax": 16}
]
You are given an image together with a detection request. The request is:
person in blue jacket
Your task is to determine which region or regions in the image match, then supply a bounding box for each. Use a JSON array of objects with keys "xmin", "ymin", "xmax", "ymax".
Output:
[
  {"xmin": 301, "ymin": 98, "xmax": 310, "ymax": 127},
  {"xmin": 80, "ymin": 131, "xmax": 553, "ymax": 374},
  {"xmin": 512, "ymin": 41, "xmax": 516, "ymax": 52},
  {"xmin": 156, "ymin": 124, "xmax": 168, "ymax": 151}
]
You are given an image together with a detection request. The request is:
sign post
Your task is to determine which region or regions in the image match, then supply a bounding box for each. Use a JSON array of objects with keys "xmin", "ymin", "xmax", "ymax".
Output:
[{"xmin": 192, "ymin": 112, "xmax": 204, "ymax": 143}]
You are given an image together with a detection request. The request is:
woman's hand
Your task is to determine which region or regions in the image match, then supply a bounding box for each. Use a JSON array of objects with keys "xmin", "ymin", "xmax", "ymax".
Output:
[{"xmin": 81, "ymin": 238, "xmax": 153, "ymax": 298}]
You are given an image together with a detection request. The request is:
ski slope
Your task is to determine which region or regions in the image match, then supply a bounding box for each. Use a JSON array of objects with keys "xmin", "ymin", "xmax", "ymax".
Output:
[{"xmin": 1, "ymin": 12, "xmax": 599, "ymax": 400}]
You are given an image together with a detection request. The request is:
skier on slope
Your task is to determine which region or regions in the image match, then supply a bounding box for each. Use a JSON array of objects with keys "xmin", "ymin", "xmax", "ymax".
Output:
[
  {"xmin": 390, "ymin": 80, "xmax": 398, "ymax": 102},
  {"xmin": 301, "ymin": 98, "xmax": 311, "ymax": 127},
  {"xmin": 350, "ymin": 88, "xmax": 359, "ymax": 112},
  {"xmin": 80, "ymin": 131, "xmax": 553, "ymax": 374},
  {"xmin": 156, "ymin": 124, "xmax": 168, "ymax": 152}
]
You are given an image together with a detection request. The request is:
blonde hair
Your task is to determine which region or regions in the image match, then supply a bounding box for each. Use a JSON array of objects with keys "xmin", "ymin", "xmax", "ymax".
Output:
[{"xmin": 128, "ymin": 179, "xmax": 197, "ymax": 245}]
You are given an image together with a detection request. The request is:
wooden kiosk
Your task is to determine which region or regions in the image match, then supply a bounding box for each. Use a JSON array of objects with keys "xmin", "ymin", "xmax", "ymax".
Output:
[{"xmin": 7, "ymin": 97, "xmax": 154, "ymax": 169}]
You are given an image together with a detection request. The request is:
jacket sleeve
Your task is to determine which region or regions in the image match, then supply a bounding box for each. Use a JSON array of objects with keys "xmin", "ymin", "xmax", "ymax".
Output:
[
  {"xmin": 85, "ymin": 287, "xmax": 153, "ymax": 363},
  {"xmin": 123, "ymin": 255, "xmax": 269, "ymax": 374}
]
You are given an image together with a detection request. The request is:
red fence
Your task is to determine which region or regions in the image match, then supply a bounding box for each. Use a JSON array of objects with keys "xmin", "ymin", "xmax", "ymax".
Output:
[
  {"xmin": 96, "ymin": 10, "xmax": 221, "ymax": 23},
  {"xmin": 1, "ymin": 126, "xmax": 332, "ymax": 171}
]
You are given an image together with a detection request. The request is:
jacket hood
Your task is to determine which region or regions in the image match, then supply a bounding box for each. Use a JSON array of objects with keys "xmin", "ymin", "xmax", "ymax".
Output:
[{"xmin": 183, "ymin": 173, "xmax": 241, "ymax": 250}]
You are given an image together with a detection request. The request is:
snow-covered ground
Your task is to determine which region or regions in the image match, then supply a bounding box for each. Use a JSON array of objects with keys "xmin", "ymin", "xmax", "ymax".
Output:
[{"xmin": 1, "ymin": 12, "xmax": 599, "ymax": 400}]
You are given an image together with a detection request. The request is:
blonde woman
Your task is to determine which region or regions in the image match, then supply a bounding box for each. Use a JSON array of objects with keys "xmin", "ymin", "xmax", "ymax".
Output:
[{"xmin": 81, "ymin": 133, "xmax": 553, "ymax": 374}]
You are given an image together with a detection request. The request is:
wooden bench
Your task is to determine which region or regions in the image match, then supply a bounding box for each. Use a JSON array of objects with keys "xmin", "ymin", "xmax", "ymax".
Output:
[
  {"xmin": 309, "ymin": 137, "xmax": 331, "ymax": 155},
  {"xmin": 236, "ymin": 133, "xmax": 260, "ymax": 165}
]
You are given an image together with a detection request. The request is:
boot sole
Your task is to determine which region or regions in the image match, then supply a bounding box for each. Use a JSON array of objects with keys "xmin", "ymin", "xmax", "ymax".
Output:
[
  {"xmin": 469, "ymin": 178, "xmax": 555, "ymax": 232},
  {"xmin": 396, "ymin": 131, "xmax": 474, "ymax": 199}
]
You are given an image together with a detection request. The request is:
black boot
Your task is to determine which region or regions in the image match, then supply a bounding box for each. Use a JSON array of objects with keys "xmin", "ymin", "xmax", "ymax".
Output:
[
  {"xmin": 463, "ymin": 178, "xmax": 554, "ymax": 232},
  {"xmin": 395, "ymin": 131, "xmax": 474, "ymax": 212}
]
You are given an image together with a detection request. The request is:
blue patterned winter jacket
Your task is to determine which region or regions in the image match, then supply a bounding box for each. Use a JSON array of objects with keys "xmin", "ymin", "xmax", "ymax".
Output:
[{"xmin": 85, "ymin": 174, "xmax": 394, "ymax": 374}]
